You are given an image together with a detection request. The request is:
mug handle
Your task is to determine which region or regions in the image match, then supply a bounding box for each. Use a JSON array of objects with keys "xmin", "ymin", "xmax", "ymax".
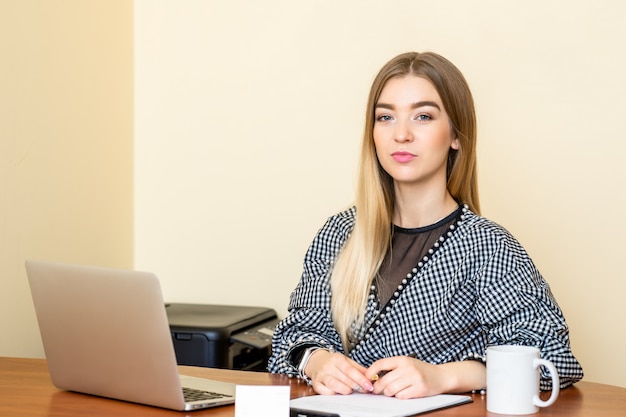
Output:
[{"xmin": 533, "ymin": 358, "xmax": 560, "ymax": 407}]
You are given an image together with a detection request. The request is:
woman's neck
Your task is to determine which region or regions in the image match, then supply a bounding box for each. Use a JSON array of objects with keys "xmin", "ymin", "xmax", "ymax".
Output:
[{"xmin": 392, "ymin": 186, "xmax": 458, "ymax": 228}]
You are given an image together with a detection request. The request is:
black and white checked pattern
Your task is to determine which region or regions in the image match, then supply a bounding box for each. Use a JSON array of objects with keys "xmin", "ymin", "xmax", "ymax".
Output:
[{"xmin": 268, "ymin": 206, "xmax": 584, "ymax": 390}]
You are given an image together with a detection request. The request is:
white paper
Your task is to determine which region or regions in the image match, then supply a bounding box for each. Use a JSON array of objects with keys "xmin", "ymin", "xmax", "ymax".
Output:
[
  {"xmin": 290, "ymin": 392, "xmax": 471, "ymax": 417},
  {"xmin": 235, "ymin": 385, "xmax": 290, "ymax": 417}
]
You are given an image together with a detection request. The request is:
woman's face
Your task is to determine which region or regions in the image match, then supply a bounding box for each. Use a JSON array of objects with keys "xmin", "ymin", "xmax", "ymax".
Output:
[{"xmin": 373, "ymin": 75, "xmax": 458, "ymax": 191}]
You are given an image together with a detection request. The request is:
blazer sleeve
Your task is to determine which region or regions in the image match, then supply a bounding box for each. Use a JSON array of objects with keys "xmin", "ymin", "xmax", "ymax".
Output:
[
  {"xmin": 267, "ymin": 208, "xmax": 355, "ymax": 376},
  {"xmin": 473, "ymin": 227, "xmax": 584, "ymax": 389}
]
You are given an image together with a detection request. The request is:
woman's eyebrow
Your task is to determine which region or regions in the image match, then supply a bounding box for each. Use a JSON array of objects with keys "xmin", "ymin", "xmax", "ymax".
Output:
[{"xmin": 375, "ymin": 100, "xmax": 441, "ymax": 110}]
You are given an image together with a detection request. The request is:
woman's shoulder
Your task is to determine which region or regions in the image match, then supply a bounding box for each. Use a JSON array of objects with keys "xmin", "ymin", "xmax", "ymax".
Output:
[
  {"xmin": 321, "ymin": 206, "xmax": 357, "ymax": 233},
  {"xmin": 462, "ymin": 209, "xmax": 507, "ymax": 233},
  {"xmin": 460, "ymin": 208, "xmax": 529, "ymax": 256},
  {"xmin": 460, "ymin": 209, "xmax": 519, "ymax": 243},
  {"xmin": 304, "ymin": 206, "xmax": 356, "ymax": 260}
]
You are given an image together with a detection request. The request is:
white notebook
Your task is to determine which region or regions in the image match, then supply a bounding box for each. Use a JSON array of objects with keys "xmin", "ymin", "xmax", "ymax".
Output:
[{"xmin": 290, "ymin": 392, "xmax": 472, "ymax": 417}]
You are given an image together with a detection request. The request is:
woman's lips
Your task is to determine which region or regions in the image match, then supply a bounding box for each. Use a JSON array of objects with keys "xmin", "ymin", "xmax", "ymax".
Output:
[{"xmin": 392, "ymin": 151, "xmax": 416, "ymax": 163}]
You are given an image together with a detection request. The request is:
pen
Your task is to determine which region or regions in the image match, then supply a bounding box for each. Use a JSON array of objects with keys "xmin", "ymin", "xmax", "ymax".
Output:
[
  {"xmin": 290, "ymin": 408, "xmax": 340, "ymax": 417},
  {"xmin": 371, "ymin": 353, "xmax": 417, "ymax": 381}
]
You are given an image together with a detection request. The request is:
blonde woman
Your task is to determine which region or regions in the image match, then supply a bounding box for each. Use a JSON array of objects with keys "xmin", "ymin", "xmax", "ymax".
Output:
[{"xmin": 268, "ymin": 52, "xmax": 583, "ymax": 398}]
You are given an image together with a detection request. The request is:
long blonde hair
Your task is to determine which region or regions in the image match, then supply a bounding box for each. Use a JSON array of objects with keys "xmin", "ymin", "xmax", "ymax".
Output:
[{"xmin": 331, "ymin": 52, "xmax": 480, "ymax": 350}]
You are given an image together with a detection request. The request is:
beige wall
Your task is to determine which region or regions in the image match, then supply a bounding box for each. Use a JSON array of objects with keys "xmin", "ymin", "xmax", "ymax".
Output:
[
  {"xmin": 135, "ymin": 0, "xmax": 626, "ymax": 388},
  {"xmin": 2, "ymin": 0, "xmax": 624, "ymax": 390},
  {"xmin": 0, "ymin": 1, "xmax": 133, "ymax": 357}
]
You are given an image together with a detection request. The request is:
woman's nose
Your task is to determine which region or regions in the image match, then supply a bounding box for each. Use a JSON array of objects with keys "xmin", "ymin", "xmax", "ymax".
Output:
[{"xmin": 394, "ymin": 120, "xmax": 414, "ymax": 142}]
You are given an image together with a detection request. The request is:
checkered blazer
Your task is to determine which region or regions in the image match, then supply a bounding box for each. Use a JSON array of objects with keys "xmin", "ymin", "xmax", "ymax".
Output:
[{"xmin": 268, "ymin": 206, "xmax": 583, "ymax": 390}]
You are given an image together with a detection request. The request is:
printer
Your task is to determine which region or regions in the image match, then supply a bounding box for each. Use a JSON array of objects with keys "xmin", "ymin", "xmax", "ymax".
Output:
[{"xmin": 165, "ymin": 303, "xmax": 279, "ymax": 371}]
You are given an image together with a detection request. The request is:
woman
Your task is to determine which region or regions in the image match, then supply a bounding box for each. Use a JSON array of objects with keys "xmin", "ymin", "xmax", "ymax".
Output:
[{"xmin": 267, "ymin": 51, "xmax": 583, "ymax": 399}]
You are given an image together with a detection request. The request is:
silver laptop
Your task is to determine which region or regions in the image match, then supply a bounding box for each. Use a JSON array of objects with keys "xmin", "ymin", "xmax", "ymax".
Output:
[{"xmin": 25, "ymin": 260, "xmax": 237, "ymax": 411}]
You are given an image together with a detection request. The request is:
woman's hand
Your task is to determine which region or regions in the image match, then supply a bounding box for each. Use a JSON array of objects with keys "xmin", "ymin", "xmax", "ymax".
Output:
[
  {"xmin": 305, "ymin": 349, "xmax": 374, "ymax": 395},
  {"xmin": 366, "ymin": 356, "xmax": 486, "ymax": 399}
]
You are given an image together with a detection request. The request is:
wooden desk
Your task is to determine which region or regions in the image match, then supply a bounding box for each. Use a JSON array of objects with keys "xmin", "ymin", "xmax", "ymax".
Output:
[{"xmin": 1, "ymin": 357, "xmax": 624, "ymax": 416}]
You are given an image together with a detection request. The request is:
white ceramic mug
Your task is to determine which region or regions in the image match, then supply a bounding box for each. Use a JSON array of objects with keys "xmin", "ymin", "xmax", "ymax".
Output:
[{"xmin": 486, "ymin": 345, "xmax": 560, "ymax": 415}]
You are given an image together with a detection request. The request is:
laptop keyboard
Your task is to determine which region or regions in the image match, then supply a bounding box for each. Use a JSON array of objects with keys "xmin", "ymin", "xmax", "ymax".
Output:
[{"xmin": 182, "ymin": 387, "xmax": 233, "ymax": 402}]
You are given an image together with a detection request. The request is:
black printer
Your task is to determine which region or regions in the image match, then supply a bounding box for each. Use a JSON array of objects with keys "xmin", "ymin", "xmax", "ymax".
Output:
[{"xmin": 165, "ymin": 303, "xmax": 279, "ymax": 371}]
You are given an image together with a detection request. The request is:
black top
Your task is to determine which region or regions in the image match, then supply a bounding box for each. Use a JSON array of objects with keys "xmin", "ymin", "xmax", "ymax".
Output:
[{"xmin": 376, "ymin": 206, "xmax": 462, "ymax": 306}]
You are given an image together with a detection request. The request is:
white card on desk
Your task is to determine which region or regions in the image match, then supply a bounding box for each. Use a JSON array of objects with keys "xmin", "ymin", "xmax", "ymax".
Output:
[
  {"xmin": 290, "ymin": 392, "xmax": 472, "ymax": 417},
  {"xmin": 235, "ymin": 385, "xmax": 290, "ymax": 417}
]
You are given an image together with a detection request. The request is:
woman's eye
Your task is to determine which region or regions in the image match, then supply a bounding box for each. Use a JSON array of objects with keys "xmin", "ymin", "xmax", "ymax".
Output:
[
  {"xmin": 416, "ymin": 114, "xmax": 432, "ymax": 122},
  {"xmin": 376, "ymin": 114, "xmax": 393, "ymax": 122}
]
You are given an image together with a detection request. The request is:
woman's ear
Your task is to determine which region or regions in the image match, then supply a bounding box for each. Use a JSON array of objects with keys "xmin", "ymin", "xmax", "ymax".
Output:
[{"xmin": 451, "ymin": 137, "xmax": 460, "ymax": 150}]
